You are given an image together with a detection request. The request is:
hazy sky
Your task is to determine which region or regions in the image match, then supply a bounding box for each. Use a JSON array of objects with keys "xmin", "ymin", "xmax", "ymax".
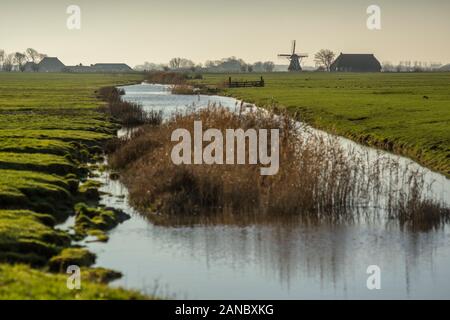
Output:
[{"xmin": 1, "ymin": 0, "xmax": 449, "ymax": 66}]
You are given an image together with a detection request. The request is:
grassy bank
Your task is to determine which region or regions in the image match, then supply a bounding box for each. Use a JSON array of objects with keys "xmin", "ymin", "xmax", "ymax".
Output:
[
  {"xmin": 195, "ymin": 73, "xmax": 450, "ymax": 177},
  {"xmin": 0, "ymin": 73, "xmax": 150, "ymax": 299}
]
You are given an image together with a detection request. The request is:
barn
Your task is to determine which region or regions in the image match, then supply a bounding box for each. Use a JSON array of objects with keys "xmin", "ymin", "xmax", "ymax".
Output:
[
  {"xmin": 23, "ymin": 62, "xmax": 38, "ymax": 72},
  {"xmin": 330, "ymin": 53, "xmax": 381, "ymax": 72},
  {"xmin": 37, "ymin": 57, "xmax": 66, "ymax": 72},
  {"xmin": 91, "ymin": 63, "xmax": 133, "ymax": 72}
]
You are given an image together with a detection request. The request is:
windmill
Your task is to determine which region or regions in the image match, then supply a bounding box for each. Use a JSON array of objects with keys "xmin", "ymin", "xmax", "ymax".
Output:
[{"xmin": 278, "ymin": 40, "xmax": 308, "ymax": 72}]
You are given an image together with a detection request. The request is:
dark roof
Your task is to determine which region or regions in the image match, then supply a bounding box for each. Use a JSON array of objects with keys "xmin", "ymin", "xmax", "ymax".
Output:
[
  {"xmin": 38, "ymin": 57, "xmax": 66, "ymax": 72},
  {"xmin": 439, "ymin": 64, "xmax": 450, "ymax": 71},
  {"xmin": 330, "ymin": 53, "xmax": 381, "ymax": 72},
  {"xmin": 23, "ymin": 61, "xmax": 37, "ymax": 69}
]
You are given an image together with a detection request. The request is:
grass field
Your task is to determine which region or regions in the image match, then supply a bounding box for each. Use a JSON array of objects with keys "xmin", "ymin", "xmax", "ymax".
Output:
[
  {"xmin": 0, "ymin": 72, "xmax": 145, "ymax": 299},
  {"xmin": 1, "ymin": 71, "xmax": 448, "ymax": 298},
  {"xmin": 197, "ymin": 73, "xmax": 450, "ymax": 177}
]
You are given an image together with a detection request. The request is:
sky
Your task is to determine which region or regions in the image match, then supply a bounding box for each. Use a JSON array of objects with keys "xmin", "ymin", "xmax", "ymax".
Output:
[{"xmin": 0, "ymin": 0, "xmax": 449, "ymax": 67}]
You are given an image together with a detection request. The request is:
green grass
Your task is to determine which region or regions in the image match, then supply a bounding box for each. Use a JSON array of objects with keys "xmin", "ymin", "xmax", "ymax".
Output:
[
  {"xmin": 0, "ymin": 169, "xmax": 73, "ymax": 213},
  {"xmin": 49, "ymin": 248, "xmax": 96, "ymax": 272},
  {"xmin": 0, "ymin": 210, "xmax": 70, "ymax": 265},
  {"xmin": 197, "ymin": 72, "xmax": 450, "ymax": 176},
  {"xmin": 0, "ymin": 73, "xmax": 140, "ymax": 211},
  {"xmin": 0, "ymin": 73, "xmax": 143, "ymax": 299},
  {"xmin": 0, "ymin": 264, "xmax": 148, "ymax": 300},
  {"xmin": 0, "ymin": 152, "xmax": 75, "ymax": 174}
]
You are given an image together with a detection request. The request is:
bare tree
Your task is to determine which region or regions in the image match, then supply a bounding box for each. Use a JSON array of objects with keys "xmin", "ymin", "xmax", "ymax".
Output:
[
  {"xmin": 169, "ymin": 57, "xmax": 182, "ymax": 69},
  {"xmin": 25, "ymin": 48, "xmax": 39, "ymax": 63},
  {"xmin": 25, "ymin": 48, "xmax": 47, "ymax": 71},
  {"xmin": 0, "ymin": 50, "xmax": 4, "ymax": 71},
  {"xmin": 263, "ymin": 61, "xmax": 275, "ymax": 72},
  {"xmin": 382, "ymin": 61, "xmax": 395, "ymax": 72},
  {"xmin": 204, "ymin": 60, "xmax": 216, "ymax": 68},
  {"xmin": 314, "ymin": 49, "xmax": 336, "ymax": 71},
  {"xmin": 179, "ymin": 58, "xmax": 195, "ymax": 69},
  {"xmin": 3, "ymin": 53, "xmax": 14, "ymax": 72},
  {"xmin": 14, "ymin": 52, "xmax": 27, "ymax": 71}
]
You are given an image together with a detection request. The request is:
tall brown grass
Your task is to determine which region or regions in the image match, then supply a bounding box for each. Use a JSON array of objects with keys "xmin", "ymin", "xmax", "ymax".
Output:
[
  {"xmin": 145, "ymin": 72, "xmax": 188, "ymax": 85},
  {"xmin": 97, "ymin": 86, "xmax": 162, "ymax": 127},
  {"xmin": 387, "ymin": 173, "xmax": 450, "ymax": 231},
  {"xmin": 171, "ymin": 84, "xmax": 196, "ymax": 95},
  {"xmin": 108, "ymin": 105, "xmax": 449, "ymax": 230}
]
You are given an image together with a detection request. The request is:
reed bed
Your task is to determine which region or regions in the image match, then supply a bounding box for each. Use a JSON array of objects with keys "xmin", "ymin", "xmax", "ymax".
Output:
[
  {"xmin": 145, "ymin": 72, "xmax": 188, "ymax": 85},
  {"xmin": 108, "ymin": 105, "xmax": 449, "ymax": 231},
  {"xmin": 171, "ymin": 84, "xmax": 196, "ymax": 95},
  {"xmin": 97, "ymin": 86, "xmax": 162, "ymax": 127}
]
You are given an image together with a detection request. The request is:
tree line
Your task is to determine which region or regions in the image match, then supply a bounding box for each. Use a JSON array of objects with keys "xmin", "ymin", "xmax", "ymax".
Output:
[
  {"xmin": 135, "ymin": 57, "xmax": 276, "ymax": 73},
  {"xmin": 136, "ymin": 51, "xmax": 337, "ymax": 73},
  {"xmin": 381, "ymin": 61, "xmax": 443, "ymax": 72},
  {"xmin": 0, "ymin": 48, "xmax": 47, "ymax": 72}
]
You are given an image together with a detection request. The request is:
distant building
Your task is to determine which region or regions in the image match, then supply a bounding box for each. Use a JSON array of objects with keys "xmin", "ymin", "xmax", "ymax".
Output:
[
  {"xmin": 23, "ymin": 62, "xmax": 38, "ymax": 72},
  {"xmin": 37, "ymin": 57, "xmax": 66, "ymax": 72},
  {"xmin": 439, "ymin": 64, "xmax": 450, "ymax": 71},
  {"xmin": 17, "ymin": 56, "xmax": 134, "ymax": 73},
  {"xmin": 64, "ymin": 64, "xmax": 96, "ymax": 73},
  {"xmin": 91, "ymin": 63, "xmax": 133, "ymax": 72},
  {"xmin": 65, "ymin": 63, "xmax": 133, "ymax": 73},
  {"xmin": 330, "ymin": 53, "xmax": 381, "ymax": 72}
]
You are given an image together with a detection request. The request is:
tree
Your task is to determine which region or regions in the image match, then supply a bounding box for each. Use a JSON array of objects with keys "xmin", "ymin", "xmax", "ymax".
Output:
[
  {"xmin": 14, "ymin": 52, "xmax": 27, "ymax": 72},
  {"xmin": 204, "ymin": 60, "xmax": 217, "ymax": 68},
  {"xmin": 134, "ymin": 62, "xmax": 166, "ymax": 71},
  {"xmin": 25, "ymin": 48, "xmax": 46, "ymax": 71},
  {"xmin": 25, "ymin": 48, "xmax": 39, "ymax": 63},
  {"xmin": 169, "ymin": 57, "xmax": 182, "ymax": 69},
  {"xmin": 314, "ymin": 49, "xmax": 336, "ymax": 71},
  {"xmin": 382, "ymin": 61, "xmax": 395, "ymax": 72},
  {"xmin": 0, "ymin": 50, "xmax": 4, "ymax": 69},
  {"xmin": 252, "ymin": 61, "xmax": 264, "ymax": 72},
  {"xmin": 3, "ymin": 53, "xmax": 14, "ymax": 72},
  {"xmin": 179, "ymin": 58, "xmax": 195, "ymax": 69},
  {"xmin": 263, "ymin": 61, "xmax": 275, "ymax": 72}
]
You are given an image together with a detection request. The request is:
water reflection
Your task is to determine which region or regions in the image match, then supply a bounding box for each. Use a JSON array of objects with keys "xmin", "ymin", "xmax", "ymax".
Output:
[{"xmin": 85, "ymin": 166, "xmax": 450, "ymax": 299}]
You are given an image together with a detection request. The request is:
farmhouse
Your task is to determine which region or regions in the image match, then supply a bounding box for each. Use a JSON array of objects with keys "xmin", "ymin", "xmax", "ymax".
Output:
[
  {"xmin": 37, "ymin": 57, "xmax": 66, "ymax": 72},
  {"xmin": 64, "ymin": 63, "xmax": 133, "ymax": 73},
  {"xmin": 21, "ymin": 57, "xmax": 133, "ymax": 73},
  {"xmin": 439, "ymin": 64, "xmax": 450, "ymax": 71},
  {"xmin": 23, "ymin": 62, "xmax": 38, "ymax": 72},
  {"xmin": 64, "ymin": 65, "xmax": 96, "ymax": 73},
  {"xmin": 91, "ymin": 63, "xmax": 133, "ymax": 72},
  {"xmin": 330, "ymin": 53, "xmax": 381, "ymax": 72}
]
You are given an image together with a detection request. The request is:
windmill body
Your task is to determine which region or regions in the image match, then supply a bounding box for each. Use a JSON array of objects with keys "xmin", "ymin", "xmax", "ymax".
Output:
[{"xmin": 278, "ymin": 40, "xmax": 308, "ymax": 72}]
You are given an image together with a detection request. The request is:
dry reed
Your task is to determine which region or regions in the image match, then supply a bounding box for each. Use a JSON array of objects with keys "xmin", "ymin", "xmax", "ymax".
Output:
[{"xmin": 108, "ymin": 105, "xmax": 449, "ymax": 230}]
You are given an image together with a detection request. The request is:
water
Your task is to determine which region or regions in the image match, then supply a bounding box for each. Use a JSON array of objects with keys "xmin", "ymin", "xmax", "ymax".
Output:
[{"xmin": 85, "ymin": 83, "xmax": 450, "ymax": 299}]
